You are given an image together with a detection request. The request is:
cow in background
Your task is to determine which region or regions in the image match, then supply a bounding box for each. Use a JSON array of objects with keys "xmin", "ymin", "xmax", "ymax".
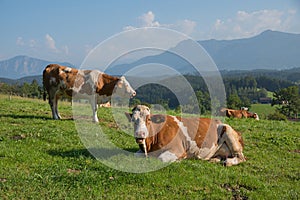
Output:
[
  {"xmin": 126, "ymin": 105, "xmax": 246, "ymax": 166},
  {"xmin": 43, "ymin": 64, "xmax": 136, "ymax": 122},
  {"xmin": 220, "ymin": 108, "xmax": 259, "ymax": 120}
]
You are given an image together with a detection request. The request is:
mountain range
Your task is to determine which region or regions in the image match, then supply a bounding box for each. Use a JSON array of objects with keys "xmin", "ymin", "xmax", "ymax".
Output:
[
  {"xmin": 0, "ymin": 55, "xmax": 74, "ymax": 79},
  {"xmin": 200, "ymin": 30, "xmax": 300, "ymax": 70},
  {"xmin": 106, "ymin": 30, "xmax": 300, "ymax": 75},
  {"xmin": 0, "ymin": 30, "xmax": 300, "ymax": 79}
]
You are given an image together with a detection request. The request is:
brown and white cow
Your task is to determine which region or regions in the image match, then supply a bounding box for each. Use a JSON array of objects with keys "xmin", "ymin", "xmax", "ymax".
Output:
[
  {"xmin": 43, "ymin": 64, "xmax": 136, "ymax": 122},
  {"xmin": 126, "ymin": 105, "xmax": 246, "ymax": 166},
  {"xmin": 220, "ymin": 108, "xmax": 259, "ymax": 120}
]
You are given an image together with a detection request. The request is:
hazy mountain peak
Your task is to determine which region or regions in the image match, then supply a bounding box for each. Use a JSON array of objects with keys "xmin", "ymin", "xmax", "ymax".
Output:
[
  {"xmin": 0, "ymin": 55, "xmax": 75, "ymax": 79},
  {"xmin": 0, "ymin": 30, "xmax": 299, "ymax": 79}
]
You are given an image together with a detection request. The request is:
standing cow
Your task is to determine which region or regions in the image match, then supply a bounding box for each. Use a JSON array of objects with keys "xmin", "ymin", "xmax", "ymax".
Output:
[
  {"xmin": 126, "ymin": 105, "xmax": 246, "ymax": 166},
  {"xmin": 43, "ymin": 64, "xmax": 136, "ymax": 122}
]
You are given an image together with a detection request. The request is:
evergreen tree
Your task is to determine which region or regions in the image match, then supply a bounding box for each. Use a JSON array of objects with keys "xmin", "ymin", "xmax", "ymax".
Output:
[
  {"xmin": 227, "ymin": 93, "xmax": 242, "ymax": 109},
  {"xmin": 272, "ymin": 86, "xmax": 300, "ymax": 118}
]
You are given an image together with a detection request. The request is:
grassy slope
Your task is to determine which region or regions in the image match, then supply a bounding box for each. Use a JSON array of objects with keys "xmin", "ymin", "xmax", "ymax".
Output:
[
  {"xmin": 250, "ymin": 104, "xmax": 276, "ymax": 119},
  {"xmin": 0, "ymin": 95, "xmax": 299, "ymax": 199}
]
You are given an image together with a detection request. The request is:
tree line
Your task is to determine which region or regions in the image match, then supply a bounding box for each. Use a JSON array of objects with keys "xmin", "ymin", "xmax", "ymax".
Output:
[
  {"xmin": 0, "ymin": 75, "xmax": 299, "ymax": 118},
  {"xmin": 0, "ymin": 80, "xmax": 43, "ymax": 99}
]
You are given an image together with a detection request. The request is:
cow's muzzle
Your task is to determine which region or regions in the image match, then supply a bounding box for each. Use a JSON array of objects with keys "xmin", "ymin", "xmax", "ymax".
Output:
[
  {"xmin": 131, "ymin": 91, "xmax": 136, "ymax": 98},
  {"xmin": 135, "ymin": 138, "xmax": 145, "ymax": 144}
]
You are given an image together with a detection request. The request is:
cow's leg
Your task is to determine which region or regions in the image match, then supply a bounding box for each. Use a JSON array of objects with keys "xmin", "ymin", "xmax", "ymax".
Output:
[
  {"xmin": 90, "ymin": 95, "xmax": 99, "ymax": 123},
  {"xmin": 54, "ymin": 94, "xmax": 61, "ymax": 119},
  {"xmin": 50, "ymin": 93, "xmax": 61, "ymax": 120},
  {"xmin": 48, "ymin": 89, "xmax": 60, "ymax": 120},
  {"xmin": 158, "ymin": 151, "xmax": 178, "ymax": 162},
  {"xmin": 221, "ymin": 133, "xmax": 245, "ymax": 166},
  {"xmin": 213, "ymin": 124, "xmax": 246, "ymax": 166},
  {"xmin": 209, "ymin": 143, "xmax": 229, "ymax": 163}
]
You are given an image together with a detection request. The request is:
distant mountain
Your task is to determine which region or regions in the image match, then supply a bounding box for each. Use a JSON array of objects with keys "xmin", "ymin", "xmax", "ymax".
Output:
[
  {"xmin": 106, "ymin": 30, "xmax": 300, "ymax": 75},
  {"xmin": 1, "ymin": 30, "xmax": 299, "ymax": 79},
  {"xmin": 0, "ymin": 55, "xmax": 75, "ymax": 79},
  {"xmin": 200, "ymin": 30, "xmax": 300, "ymax": 70}
]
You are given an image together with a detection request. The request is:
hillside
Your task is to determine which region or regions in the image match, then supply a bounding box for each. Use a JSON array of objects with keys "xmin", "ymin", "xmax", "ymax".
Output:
[
  {"xmin": 0, "ymin": 95, "xmax": 299, "ymax": 199},
  {"xmin": 0, "ymin": 55, "xmax": 75, "ymax": 79}
]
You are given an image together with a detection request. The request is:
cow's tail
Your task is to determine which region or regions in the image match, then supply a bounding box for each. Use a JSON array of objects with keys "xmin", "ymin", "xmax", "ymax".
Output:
[
  {"xmin": 42, "ymin": 69, "xmax": 47, "ymax": 101},
  {"xmin": 43, "ymin": 86, "xmax": 47, "ymax": 101}
]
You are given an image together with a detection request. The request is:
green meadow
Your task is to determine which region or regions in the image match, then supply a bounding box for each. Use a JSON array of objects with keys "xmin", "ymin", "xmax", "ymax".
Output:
[{"xmin": 0, "ymin": 95, "xmax": 299, "ymax": 199}]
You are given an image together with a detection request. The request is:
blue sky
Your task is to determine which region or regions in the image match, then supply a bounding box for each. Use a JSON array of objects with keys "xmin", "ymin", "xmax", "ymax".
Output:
[{"xmin": 0, "ymin": 0, "xmax": 299, "ymax": 65}]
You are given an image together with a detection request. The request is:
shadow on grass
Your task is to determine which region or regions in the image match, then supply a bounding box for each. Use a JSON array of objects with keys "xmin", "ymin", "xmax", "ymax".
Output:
[
  {"xmin": 0, "ymin": 114, "xmax": 74, "ymax": 121},
  {"xmin": 48, "ymin": 148, "xmax": 94, "ymax": 158},
  {"xmin": 47, "ymin": 147, "xmax": 139, "ymax": 159}
]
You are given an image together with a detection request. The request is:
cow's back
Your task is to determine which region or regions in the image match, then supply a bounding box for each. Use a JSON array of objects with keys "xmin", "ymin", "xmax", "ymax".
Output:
[
  {"xmin": 43, "ymin": 64, "xmax": 61, "ymax": 89},
  {"xmin": 157, "ymin": 116, "xmax": 221, "ymax": 159},
  {"xmin": 180, "ymin": 117, "xmax": 220, "ymax": 149},
  {"xmin": 43, "ymin": 64, "xmax": 79, "ymax": 97}
]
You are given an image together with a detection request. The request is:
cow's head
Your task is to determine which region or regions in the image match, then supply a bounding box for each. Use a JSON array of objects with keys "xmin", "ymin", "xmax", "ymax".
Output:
[
  {"xmin": 125, "ymin": 105, "xmax": 166, "ymax": 156},
  {"xmin": 126, "ymin": 105, "xmax": 151, "ymax": 144},
  {"xmin": 114, "ymin": 76, "xmax": 136, "ymax": 98},
  {"xmin": 253, "ymin": 113, "xmax": 259, "ymax": 120},
  {"xmin": 125, "ymin": 105, "xmax": 166, "ymax": 141},
  {"xmin": 248, "ymin": 112, "xmax": 259, "ymax": 120}
]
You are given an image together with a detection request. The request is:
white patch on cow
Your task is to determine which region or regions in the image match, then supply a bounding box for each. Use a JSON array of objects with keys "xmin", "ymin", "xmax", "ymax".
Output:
[
  {"xmin": 88, "ymin": 70, "xmax": 101, "ymax": 86},
  {"xmin": 171, "ymin": 116, "xmax": 202, "ymax": 158},
  {"xmin": 198, "ymin": 145, "xmax": 218, "ymax": 160},
  {"xmin": 171, "ymin": 116, "xmax": 218, "ymax": 160},
  {"xmin": 72, "ymin": 70, "xmax": 101, "ymax": 95},
  {"xmin": 59, "ymin": 69, "xmax": 64, "ymax": 75},
  {"xmin": 64, "ymin": 67, "xmax": 72, "ymax": 72},
  {"xmin": 114, "ymin": 76, "xmax": 136, "ymax": 98},
  {"xmin": 50, "ymin": 77, "xmax": 56, "ymax": 84},
  {"xmin": 224, "ymin": 157, "xmax": 239, "ymax": 166},
  {"xmin": 158, "ymin": 151, "xmax": 178, "ymax": 162}
]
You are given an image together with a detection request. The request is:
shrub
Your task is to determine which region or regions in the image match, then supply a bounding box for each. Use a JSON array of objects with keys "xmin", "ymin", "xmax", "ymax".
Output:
[{"xmin": 267, "ymin": 111, "xmax": 287, "ymax": 121}]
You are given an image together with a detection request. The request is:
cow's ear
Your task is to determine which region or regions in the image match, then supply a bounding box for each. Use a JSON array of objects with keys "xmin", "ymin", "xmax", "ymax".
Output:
[
  {"xmin": 117, "ymin": 80, "xmax": 123, "ymax": 88},
  {"xmin": 125, "ymin": 112, "xmax": 132, "ymax": 122},
  {"xmin": 150, "ymin": 115, "xmax": 166, "ymax": 124}
]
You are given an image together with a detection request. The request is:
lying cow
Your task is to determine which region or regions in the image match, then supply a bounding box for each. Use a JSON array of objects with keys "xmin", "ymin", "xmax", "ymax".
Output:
[
  {"xmin": 126, "ymin": 105, "xmax": 246, "ymax": 166},
  {"xmin": 220, "ymin": 108, "xmax": 259, "ymax": 120},
  {"xmin": 43, "ymin": 64, "xmax": 136, "ymax": 122}
]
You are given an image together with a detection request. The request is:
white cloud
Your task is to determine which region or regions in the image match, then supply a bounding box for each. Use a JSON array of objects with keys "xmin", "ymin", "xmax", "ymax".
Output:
[
  {"xmin": 16, "ymin": 37, "xmax": 25, "ymax": 46},
  {"xmin": 123, "ymin": 11, "xmax": 197, "ymax": 36},
  {"xmin": 29, "ymin": 39, "xmax": 37, "ymax": 48},
  {"xmin": 44, "ymin": 34, "xmax": 70, "ymax": 56},
  {"xmin": 139, "ymin": 11, "xmax": 160, "ymax": 27},
  {"xmin": 16, "ymin": 37, "xmax": 37, "ymax": 48},
  {"xmin": 123, "ymin": 25, "xmax": 136, "ymax": 31},
  {"xmin": 45, "ymin": 34, "xmax": 58, "ymax": 51},
  {"xmin": 210, "ymin": 9, "xmax": 298, "ymax": 39}
]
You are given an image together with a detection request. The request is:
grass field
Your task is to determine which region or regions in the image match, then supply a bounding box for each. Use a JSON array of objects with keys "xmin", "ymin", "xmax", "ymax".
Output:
[
  {"xmin": 0, "ymin": 95, "xmax": 299, "ymax": 199},
  {"xmin": 250, "ymin": 104, "xmax": 276, "ymax": 119}
]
